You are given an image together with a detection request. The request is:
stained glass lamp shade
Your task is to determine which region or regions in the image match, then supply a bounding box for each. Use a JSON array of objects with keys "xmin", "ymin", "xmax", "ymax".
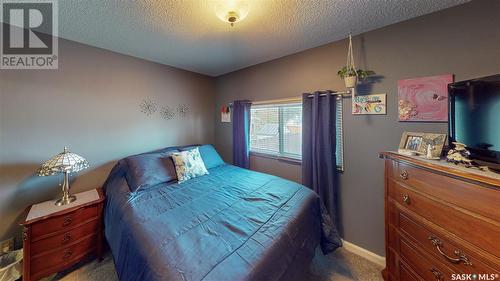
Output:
[{"xmin": 38, "ymin": 147, "xmax": 89, "ymax": 206}]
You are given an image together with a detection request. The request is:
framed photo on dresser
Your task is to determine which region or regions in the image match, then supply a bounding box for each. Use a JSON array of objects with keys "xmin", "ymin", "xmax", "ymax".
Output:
[{"xmin": 399, "ymin": 131, "xmax": 446, "ymax": 159}]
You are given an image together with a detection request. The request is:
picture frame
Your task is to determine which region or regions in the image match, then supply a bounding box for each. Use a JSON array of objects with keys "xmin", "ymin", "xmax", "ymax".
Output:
[
  {"xmin": 398, "ymin": 74, "xmax": 453, "ymax": 122},
  {"xmin": 352, "ymin": 93, "xmax": 387, "ymax": 115},
  {"xmin": 398, "ymin": 132, "xmax": 447, "ymax": 159}
]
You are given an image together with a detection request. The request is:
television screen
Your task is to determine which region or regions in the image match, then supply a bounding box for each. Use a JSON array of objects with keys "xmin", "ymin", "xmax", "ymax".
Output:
[{"xmin": 449, "ymin": 74, "xmax": 500, "ymax": 167}]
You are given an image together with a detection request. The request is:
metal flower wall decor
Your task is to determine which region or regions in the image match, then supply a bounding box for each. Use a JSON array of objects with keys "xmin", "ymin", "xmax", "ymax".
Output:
[
  {"xmin": 160, "ymin": 106, "xmax": 175, "ymax": 120},
  {"xmin": 177, "ymin": 104, "xmax": 189, "ymax": 117},
  {"xmin": 139, "ymin": 99, "xmax": 158, "ymax": 116},
  {"xmin": 139, "ymin": 99, "xmax": 190, "ymax": 120}
]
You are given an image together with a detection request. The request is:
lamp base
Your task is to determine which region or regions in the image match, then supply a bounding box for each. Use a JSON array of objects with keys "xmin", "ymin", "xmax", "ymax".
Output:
[{"xmin": 55, "ymin": 195, "xmax": 76, "ymax": 206}]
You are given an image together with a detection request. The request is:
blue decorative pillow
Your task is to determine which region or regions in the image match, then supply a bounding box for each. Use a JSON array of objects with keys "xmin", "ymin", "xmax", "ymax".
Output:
[
  {"xmin": 180, "ymin": 144, "xmax": 224, "ymax": 169},
  {"xmin": 171, "ymin": 147, "xmax": 209, "ymax": 183},
  {"xmin": 124, "ymin": 149, "xmax": 178, "ymax": 192}
]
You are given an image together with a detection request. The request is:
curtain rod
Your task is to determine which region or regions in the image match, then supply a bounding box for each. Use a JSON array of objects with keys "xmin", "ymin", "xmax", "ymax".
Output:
[
  {"xmin": 306, "ymin": 89, "xmax": 353, "ymax": 98},
  {"xmin": 227, "ymin": 89, "xmax": 354, "ymax": 106}
]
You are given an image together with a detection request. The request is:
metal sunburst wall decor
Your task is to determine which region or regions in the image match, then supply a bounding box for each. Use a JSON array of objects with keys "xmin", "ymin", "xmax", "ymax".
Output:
[
  {"xmin": 160, "ymin": 106, "xmax": 175, "ymax": 120},
  {"xmin": 177, "ymin": 104, "xmax": 189, "ymax": 117},
  {"xmin": 139, "ymin": 99, "xmax": 158, "ymax": 116}
]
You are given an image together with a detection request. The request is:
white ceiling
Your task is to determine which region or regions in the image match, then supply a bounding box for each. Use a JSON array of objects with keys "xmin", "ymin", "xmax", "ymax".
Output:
[{"xmin": 58, "ymin": 0, "xmax": 470, "ymax": 76}]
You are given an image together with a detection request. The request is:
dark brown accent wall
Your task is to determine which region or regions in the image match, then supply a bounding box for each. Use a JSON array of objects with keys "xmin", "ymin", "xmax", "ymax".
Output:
[
  {"xmin": 214, "ymin": 0, "xmax": 500, "ymax": 256},
  {"xmin": 0, "ymin": 38, "xmax": 216, "ymax": 244}
]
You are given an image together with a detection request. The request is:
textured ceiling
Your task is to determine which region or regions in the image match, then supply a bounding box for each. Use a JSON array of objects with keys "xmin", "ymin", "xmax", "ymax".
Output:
[{"xmin": 58, "ymin": 0, "xmax": 470, "ymax": 76}]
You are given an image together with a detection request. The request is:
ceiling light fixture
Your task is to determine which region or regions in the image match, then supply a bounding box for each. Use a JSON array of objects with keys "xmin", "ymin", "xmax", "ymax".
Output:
[{"xmin": 215, "ymin": 0, "xmax": 249, "ymax": 27}]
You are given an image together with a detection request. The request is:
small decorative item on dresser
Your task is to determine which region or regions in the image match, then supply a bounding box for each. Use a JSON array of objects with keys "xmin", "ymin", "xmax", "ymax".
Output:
[
  {"xmin": 38, "ymin": 147, "xmax": 89, "ymax": 206},
  {"xmin": 447, "ymin": 142, "xmax": 489, "ymax": 171},
  {"xmin": 420, "ymin": 133, "xmax": 446, "ymax": 159},
  {"xmin": 20, "ymin": 188, "xmax": 105, "ymax": 281},
  {"xmin": 398, "ymin": 132, "xmax": 446, "ymax": 159},
  {"xmin": 398, "ymin": 132, "xmax": 425, "ymax": 155}
]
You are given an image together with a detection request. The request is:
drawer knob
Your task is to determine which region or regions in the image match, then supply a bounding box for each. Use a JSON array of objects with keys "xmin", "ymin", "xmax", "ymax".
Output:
[
  {"xmin": 428, "ymin": 235, "xmax": 472, "ymax": 266},
  {"xmin": 62, "ymin": 216, "xmax": 73, "ymax": 227},
  {"xmin": 400, "ymin": 170, "xmax": 409, "ymax": 180},
  {"xmin": 430, "ymin": 267, "xmax": 444, "ymax": 281},
  {"xmin": 62, "ymin": 233, "xmax": 72, "ymax": 244},
  {"xmin": 63, "ymin": 249, "xmax": 73, "ymax": 259},
  {"xmin": 402, "ymin": 194, "xmax": 410, "ymax": 205}
]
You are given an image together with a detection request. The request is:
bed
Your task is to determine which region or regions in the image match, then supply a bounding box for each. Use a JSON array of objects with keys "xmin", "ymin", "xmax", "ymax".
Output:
[{"xmin": 103, "ymin": 145, "xmax": 341, "ymax": 281}]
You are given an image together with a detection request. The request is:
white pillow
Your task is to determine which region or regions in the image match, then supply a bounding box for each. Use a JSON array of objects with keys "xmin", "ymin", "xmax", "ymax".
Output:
[{"xmin": 171, "ymin": 147, "xmax": 209, "ymax": 183}]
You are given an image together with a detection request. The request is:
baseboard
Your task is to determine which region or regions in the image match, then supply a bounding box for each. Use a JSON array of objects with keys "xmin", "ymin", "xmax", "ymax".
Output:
[{"xmin": 341, "ymin": 239, "xmax": 386, "ymax": 268}]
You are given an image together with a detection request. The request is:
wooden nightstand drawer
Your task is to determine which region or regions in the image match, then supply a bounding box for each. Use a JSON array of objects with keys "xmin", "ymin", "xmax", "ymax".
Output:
[
  {"xmin": 31, "ymin": 205, "xmax": 98, "ymax": 238},
  {"xmin": 31, "ymin": 220, "xmax": 99, "ymax": 256},
  {"xmin": 30, "ymin": 234, "xmax": 97, "ymax": 275}
]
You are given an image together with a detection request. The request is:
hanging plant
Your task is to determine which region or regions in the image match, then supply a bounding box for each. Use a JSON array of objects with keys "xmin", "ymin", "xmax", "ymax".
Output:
[{"xmin": 337, "ymin": 34, "xmax": 375, "ymax": 88}]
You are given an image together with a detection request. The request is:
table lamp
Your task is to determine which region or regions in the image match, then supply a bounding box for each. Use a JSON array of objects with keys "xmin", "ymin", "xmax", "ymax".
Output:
[{"xmin": 38, "ymin": 147, "xmax": 89, "ymax": 206}]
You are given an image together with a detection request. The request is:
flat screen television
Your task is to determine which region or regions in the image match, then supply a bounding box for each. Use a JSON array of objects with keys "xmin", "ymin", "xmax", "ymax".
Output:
[{"xmin": 448, "ymin": 74, "xmax": 500, "ymax": 171}]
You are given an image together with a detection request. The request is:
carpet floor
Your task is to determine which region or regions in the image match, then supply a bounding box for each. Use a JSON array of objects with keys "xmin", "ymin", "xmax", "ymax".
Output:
[{"xmin": 42, "ymin": 248, "xmax": 384, "ymax": 281}]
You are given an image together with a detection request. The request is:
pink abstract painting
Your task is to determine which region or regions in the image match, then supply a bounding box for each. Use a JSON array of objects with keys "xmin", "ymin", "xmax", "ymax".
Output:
[{"xmin": 398, "ymin": 74, "xmax": 453, "ymax": 122}]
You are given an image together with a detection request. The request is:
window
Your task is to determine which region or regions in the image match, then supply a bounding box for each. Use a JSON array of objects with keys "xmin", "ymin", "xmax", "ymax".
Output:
[
  {"xmin": 249, "ymin": 98, "xmax": 344, "ymax": 171},
  {"xmin": 250, "ymin": 103, "xmax": 302, "ymax": 160}
]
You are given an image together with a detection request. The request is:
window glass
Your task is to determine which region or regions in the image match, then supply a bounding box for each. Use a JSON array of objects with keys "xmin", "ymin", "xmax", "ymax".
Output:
[{"xmin": 249, "ymin": 99, "xmax": 344, "ymax": 171}]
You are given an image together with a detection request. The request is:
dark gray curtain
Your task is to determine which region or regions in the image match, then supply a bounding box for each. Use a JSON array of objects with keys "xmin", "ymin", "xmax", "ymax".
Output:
[
  {"xmin": 232, "ymin": 100, "xmax": 252, "ymax": 168},
  {"xmin": 302, "ymin": 91, "xmax": 342, "ymax": 252}
]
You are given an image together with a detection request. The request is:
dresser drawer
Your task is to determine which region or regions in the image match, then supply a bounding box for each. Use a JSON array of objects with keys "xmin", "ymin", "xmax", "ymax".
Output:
[
  {"xmin": 388, "ymin": 179, "xmax": 500, "ymax": 257},
  {"xmin": 397, "ymin": 208, "xmax": 500, "ymax": 274},
  {"xmin": 31, "ymin": 220, "xmax": 99, "ymax": 256},
  {"xmin": 400, "ymin": 237, "xmax": 455, "ymax": 281},
  {"xmin": 389, "ymin": 161, "xmax": 500, "ymax": 222},
  {"xmin": 399, "ymin": 260, "xmax": 423, "ymax": 281},
  {"xmin": 31, "ymin": 205, "xmax": 98, "ymax": 238},
  {"xmin": 30, "ymin": 234, "xmax": 96, "ymax": 274}
]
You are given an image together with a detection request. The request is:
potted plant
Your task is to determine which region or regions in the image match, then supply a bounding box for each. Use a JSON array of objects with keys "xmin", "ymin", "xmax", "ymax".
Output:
[{"xmin": 337, "ymin": 67, "xmax": 376, "ymax": 88}]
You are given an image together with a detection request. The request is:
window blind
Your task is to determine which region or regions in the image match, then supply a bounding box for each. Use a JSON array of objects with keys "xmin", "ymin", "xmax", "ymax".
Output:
[
  {"xmin": 250, "ymin": 98, "xmax": 344, "ymax": 171},
  {"xmin": 250, "ymin": 103, "xmax": 301, "ymax": 159},
  {"xmin": 335, "ymin": 98, "xmax": 344, "ymax": 171}
]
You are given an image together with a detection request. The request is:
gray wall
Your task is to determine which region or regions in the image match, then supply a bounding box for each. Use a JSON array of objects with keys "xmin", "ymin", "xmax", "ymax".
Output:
[
  {"xmin": 0, "ymin": 39, "xmax": 216, "ymax": 243},
  {"xmin": 214, "ymin": 0, "xmax": 500, "ymax": 256}
]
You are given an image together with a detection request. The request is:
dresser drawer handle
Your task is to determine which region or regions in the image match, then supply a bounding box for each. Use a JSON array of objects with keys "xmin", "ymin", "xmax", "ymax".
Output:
[
  {"xmin": 430, "ymin": 267, "xmax": 444, "ymax": 281},
  {"xmin": 63, "ymin": 249, "xmax": 73, "ymax": 259},
  {"xmin": 62, "ymin": 233, "xmax": 72, "ymax": 244},
  {"xmin": 62, "ymin": 216, "xmax": 73, "ymax": 227},
  {"xmin": 428, "ymin": 235, "xmax": 472, "ymax": 266},
  {"xmin": 400, "ymin": 170, "xmax": 409, "ymax": 180},
  {"xmin": 402, "ymin": 194, "xmax": 410, "ymax": 205}
]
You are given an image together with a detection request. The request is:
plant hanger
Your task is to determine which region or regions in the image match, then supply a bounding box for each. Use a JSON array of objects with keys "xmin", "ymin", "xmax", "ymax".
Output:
[{"xmin": 346, "ymin": 33, "xmax": 357, "ymax": 78}]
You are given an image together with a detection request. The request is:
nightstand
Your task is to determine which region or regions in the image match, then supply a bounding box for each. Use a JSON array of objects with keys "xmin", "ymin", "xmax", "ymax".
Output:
[{"xmin": 20, "ymin": 188, "xmax": 105, "ymax": 281}]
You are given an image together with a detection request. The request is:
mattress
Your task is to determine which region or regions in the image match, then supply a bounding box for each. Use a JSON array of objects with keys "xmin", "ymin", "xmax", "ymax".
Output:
[{"xmin": 103, "ymin": 162, "xmax": 340, "ymax": 281}]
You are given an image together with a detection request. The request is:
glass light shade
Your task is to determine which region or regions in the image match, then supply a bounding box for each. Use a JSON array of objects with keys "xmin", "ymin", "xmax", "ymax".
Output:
[
  {"xmin": 215, "ymin": 0, "xmax": 249, "ymax": 26},
  {"xmin": 38, "ymin": 147, "xmax": 89, "ymax": 176},
  {"xmin": 38, "ymin": 147, "xmax": 89, "ymax": 206}
]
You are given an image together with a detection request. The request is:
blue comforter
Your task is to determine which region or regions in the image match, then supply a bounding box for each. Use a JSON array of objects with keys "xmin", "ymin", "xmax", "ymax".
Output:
[{"xmin": 104, "ymin": 162, "xmax": 340, "ymax": 281}]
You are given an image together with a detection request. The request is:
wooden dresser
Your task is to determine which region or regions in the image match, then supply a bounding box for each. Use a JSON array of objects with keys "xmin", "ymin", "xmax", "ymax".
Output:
[
  {"xmin": 20, "ymin": 188, "xmax": 105, "ymax": 281},
  {"xmin": 380, "ymin": 152, "xmax": 500, "ymax": 281}
]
